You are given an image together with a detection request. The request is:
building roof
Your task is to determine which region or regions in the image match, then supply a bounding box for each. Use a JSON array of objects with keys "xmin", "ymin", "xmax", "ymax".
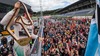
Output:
[
  {"xmin": 54, "ymin": 0, "xmax": 95, "ymax": 14},
  {"xmin": 61, "ymin": 8, "xmax": 95, "ymax": 16}
]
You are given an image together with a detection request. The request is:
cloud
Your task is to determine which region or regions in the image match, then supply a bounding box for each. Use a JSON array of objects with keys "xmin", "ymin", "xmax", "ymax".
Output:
[{"xmin": 20, "ymin": 0, "xmax": 79, "ymax": 12}]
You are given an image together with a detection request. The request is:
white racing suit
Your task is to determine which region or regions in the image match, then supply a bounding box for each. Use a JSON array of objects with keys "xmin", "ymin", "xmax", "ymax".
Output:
[
  {"xmin": 0, "ymin": 9, "xmax": 38, "ymax": 56},
  {"xmin": 14, "ymin": 17, "xmax": 38, "ymax": 56}
]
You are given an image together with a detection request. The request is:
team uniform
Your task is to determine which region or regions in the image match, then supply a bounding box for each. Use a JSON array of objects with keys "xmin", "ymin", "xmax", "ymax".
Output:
[
  {"xmin": 14, "ymin": 16, "xmax": 38, "ymax": 56},
  {"xmin": 0, "ymin": 9, "xmax": 38, "ymax": 56}
]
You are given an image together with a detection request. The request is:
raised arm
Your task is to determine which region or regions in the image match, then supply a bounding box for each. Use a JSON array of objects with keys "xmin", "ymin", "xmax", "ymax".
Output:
[{"xmin": 0, "ymin": 2, "xmax": 21, "ymax": 25}]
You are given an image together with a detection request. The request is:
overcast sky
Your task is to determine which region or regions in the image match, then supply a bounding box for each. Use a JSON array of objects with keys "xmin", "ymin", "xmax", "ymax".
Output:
[{"xmin": 20, "ymin": 0, "xmax": 79, "ymax": 12}]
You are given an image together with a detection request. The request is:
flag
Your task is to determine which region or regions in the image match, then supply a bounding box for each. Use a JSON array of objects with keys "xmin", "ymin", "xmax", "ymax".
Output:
[
  {"xmin": 85, "ymin": 0, "xmax": 100, "ymax": 56},
  {"xmin": 96, "ymin": 0, "xmax": 100, "ymax": 43},
  {"xmin": 30, "ymin": 26, "xmax": 44, "ymax": 56},
  {"xmin": 96, "ymin": 0, "xmax": 100, "ymax": 56},
  {"xmin": 37, "ymin": 26, "xmax": 44, "ymax": 56},
  {"xmin": 85, "ymin": 15, "xmax": 98, "ymax": 56}
]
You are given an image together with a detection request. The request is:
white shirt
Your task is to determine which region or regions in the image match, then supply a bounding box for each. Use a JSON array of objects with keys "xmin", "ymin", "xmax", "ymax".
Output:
[
  {"xmin": 0, "ymin": 9, "xmax": 15, "ymax": 25},
  {"xmin": 14, "ymin": 16, "xmax": 38, "ymax": 39}
]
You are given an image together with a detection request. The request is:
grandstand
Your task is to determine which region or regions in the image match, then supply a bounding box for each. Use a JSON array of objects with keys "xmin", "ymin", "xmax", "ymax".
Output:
[
  {"xmin": 61, "ymin": 8, "xmax": 95, "ymax": 16},
  {"xmin": 54, "ymin": 0, "xmax": 95, "ymax": 14},
  {"xmin": 41, "ymin": 0, "xmax": 95, "ymax": 16},
  {"xmin": 0, "ymin": 0, "xmax": 95, "ymax": 17}
]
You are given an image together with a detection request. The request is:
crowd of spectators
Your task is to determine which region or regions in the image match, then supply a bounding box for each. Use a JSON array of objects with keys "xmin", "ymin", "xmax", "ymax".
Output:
[
  {"xmin": 0, "ymin": 17, "xmax": 91, "ymax": 56},
  {"xmin": 41, "ymin": 18, "xmax": 91, "ymax": 56}
]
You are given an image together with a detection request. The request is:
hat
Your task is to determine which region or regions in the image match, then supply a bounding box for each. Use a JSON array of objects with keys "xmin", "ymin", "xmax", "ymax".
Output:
[{"xmin": 28, "ymin": 9, "xmax": 33, "ymax": 15}]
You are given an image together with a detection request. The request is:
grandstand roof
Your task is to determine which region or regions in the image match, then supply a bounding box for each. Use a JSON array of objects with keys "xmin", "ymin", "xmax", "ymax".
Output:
[
  {"xmin": 61, "ymin": 8, "xmax": 95, "ymax": 16},
  {"xmin": 40, "ymin": 0, "xmax": 95, "ymax": 16},
  {"xmin": 54, "ymin": 0, "xmax": 95, "ymax": 14}
]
